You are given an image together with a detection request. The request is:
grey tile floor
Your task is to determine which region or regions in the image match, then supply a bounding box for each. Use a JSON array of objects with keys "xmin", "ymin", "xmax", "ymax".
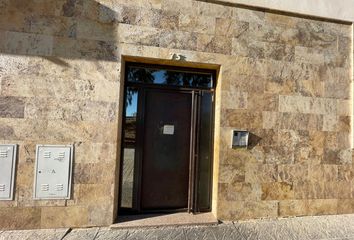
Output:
[{"xmin": 2, "ymin": 214, "xmax": 354, "ymax": 240}]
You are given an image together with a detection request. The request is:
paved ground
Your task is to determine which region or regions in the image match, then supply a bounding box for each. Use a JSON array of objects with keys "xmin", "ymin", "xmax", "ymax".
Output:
[{"xmin": 2, "ymin": 214, "xmax": 354, "ymax": 240}]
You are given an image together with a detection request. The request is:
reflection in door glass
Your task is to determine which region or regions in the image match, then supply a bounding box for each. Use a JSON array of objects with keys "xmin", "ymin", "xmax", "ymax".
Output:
[
  {"xmin": 127, "ymin": 66, "xmax": 213, "ymax": 88},
  {"xmin": 121, "ymin": 88, "xmax": 138, "ymax": 208}
]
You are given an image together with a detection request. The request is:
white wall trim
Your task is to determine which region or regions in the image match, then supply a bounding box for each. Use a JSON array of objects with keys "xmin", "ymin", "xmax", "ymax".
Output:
[{"xmin": 203, "ymin": 0, "xmax": 354, "ymax": 23}]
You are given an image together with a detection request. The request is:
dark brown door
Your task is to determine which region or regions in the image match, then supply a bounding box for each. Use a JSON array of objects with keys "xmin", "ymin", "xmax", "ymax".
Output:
[{"xmin": 140, "ymin": 89, "xmax": 192, "ymax": 210}]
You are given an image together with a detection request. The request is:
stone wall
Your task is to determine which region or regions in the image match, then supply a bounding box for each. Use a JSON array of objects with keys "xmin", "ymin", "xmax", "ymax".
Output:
[{"xmin": 0, "ymin": 0, "xmax": 353, "ymax": 229}]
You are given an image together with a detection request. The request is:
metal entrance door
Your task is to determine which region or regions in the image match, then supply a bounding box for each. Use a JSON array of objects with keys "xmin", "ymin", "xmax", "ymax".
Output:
[
  {"xmin": 119, "ymin": 63, "xmax": 215, "ymax": 215},
  {"xmin": 141, "ymin": 89, "xmax": 192, "ymax": 210}
]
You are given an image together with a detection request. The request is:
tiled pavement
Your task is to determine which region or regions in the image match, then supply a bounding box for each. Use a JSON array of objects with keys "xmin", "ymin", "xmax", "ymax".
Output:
[{"xmin": 2, "ymin": 214, "xmax": 354, "ymax": 240}]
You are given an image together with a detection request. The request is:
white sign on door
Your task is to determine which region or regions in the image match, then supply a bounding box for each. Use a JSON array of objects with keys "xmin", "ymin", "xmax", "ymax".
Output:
[{"xmin": 163, "ymin": 125, "xmax": 175, "ymax": 135}]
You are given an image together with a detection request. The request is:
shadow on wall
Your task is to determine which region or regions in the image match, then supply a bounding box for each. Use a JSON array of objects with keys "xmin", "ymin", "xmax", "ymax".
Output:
[{"xmin": 0, "ymin": 0, "xmax": 121, "ymax": 62}]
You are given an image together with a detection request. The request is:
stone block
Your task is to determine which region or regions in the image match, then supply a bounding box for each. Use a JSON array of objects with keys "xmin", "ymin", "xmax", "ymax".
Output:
[
  {"xmin": 324, "ymin": 131, "xmax": 338, "ymax": 150},
  {"xmin": 262, "ymin": 111, "xmax": 280, "ymax": 130},
  {"xmin": 88, "ymin": 202, "xmax": 114, "ymax": 226},
  {"xmin": 197, "ymin": 1, "xmax": 232, "ymax": 18},
  {"xmin": 221, "ymin": 109, "xmax": 262, "ymax": 129},
  {"xmin": 103, "ymin": 0, "xmax": 162, "ymax": 10},
  {"xmin": 0, "ymin": 96, "xmax": 25, "ymax": 119},
  {"xmin": 279, "ymin": 200, "xmax": 309, "ymax": 217},
  {"xmin": 24, "ymin": 98, "xmax": 117, "ymax": 123},
  {"xmin": 251, "ymin": 129, "xmax": 277, "ymax": 147},
  {"xmin": 154, "ymin": 10, "xmax": 179, "ymax": 30},
  {"xmin": 308, "ymin": 164, "xmax": 338, "ymax": 182},
  {"xmin": 41, "ymin": 206, "xmax": 89, "ymax": 228},
  {"xmin": 161, "ymin": 0, "xmax": 195, "ymax": 15},
  {"xmin": 73, "ymin": 163, "xmax": 115, "ymax": 184},
  {"xmin": 338, "ymin": 164, "xmax": 353, "ymax": 181},
  {"xmin": 1, "ymin": 73, "xmax": 120, "ymax": 103},
  {"xmin": 197, "ymin": 34, "xmax": 232, "ymax": 55},
  {"xmin": 2, "ymin": 31, "xmax": 53, "ymax": 56},
  {"xmin": 179, "ymin": 15, "xmax": 216, "ymax": 35},
  {"xmin": 219, "ymin": 164, "xmax": 245, "ymax": 184},
  {"xmin": 23, "ymin": 15, "xmax": 77, "ymax": 38},
  {"xmin": 295, "ymin": 21, "xmax": 337, "ymax": 48},
  {"xmin": 278, "ymin": 95, "xmax": 311, "ymax": 114},
  {"xmin": 338, "ymin": 149, "xmax": 352, "ymax": 164},
  {"xmin": 159, "ymin": 30, "xmax": 198, "ymax": 51},
  {"xmin": 279, "ymin": 95, "xmax": 336, "ymax": 115},
  {"xmin": 307, "ymin": 199, "xmax": 338, "ymax": 215},
  {"xmin": 0, "ymin": 12, "xmax": 26, "ymax": 33},
  {"xmin": 265, "ymin": 12, "xmax": 297, "ymax": 27},
  {"xmin": 226, "ymin": 74, "xmax": 265, "ymax": 93},
  {"xmin": 241, "ymin": 201, "xmax": 278, "ymax": 219},
  {"xmin": 245, "ymin": 163, "xmax": 277, "ymax": 183},
  {"xmin": 295, "ymin": 46, "xmax": 324, "ymax": 65},
  {"xmin": 247, "ymin": 93, "xmax": 278, "ymax": 112},
  {"xmin": 294, "ymin": 181, "xmax": 325, "ymax": 199},
  {"xmin": 52, "ymin": 37, "xmax": 118, "ymax": 61},
  {"xmin": 322, "ymin": 149, "xmax": 339, "ymax": 164},
  {"xmin": 337, "ymin": 99, "xmax": 351, "ymax": 116},
  {"xmin": 323, "ymin": 115, "xmax": 338, "ymax": 131},
  {"xmin": 265, "ymin": 42, "xmax": 295, "ymax": 62},
  {"xmin": 278, "ymin": 164, "xmax": 309, "ymax": 183},
  {"xmin": 337, "ymin": 116, "xmax": 351, "ymax": 132},
  {"xmin": 76, "ymin": 19, "xmax": 117, "ymax": 41},
  {"xmin": 263, "ymin": 145, "xmax": 294, "ymax": 164},
  {"xmin": 279, "ymin": 113, "xmax": 323, "ymax": 131},
  {"xmin": 233, "ymin": 8, "xmax": 265, "ymax": 24},
  {"xmin": 261, "ymin": 182, "xmax": 294, "ymax": 200},
  {"xmin": 0, "ymin": 207, "xmax": 41, "ymax": 230},
  {"xmin": 217, "ymin": 200, "xmax": 278, "ymax": 220},
  {"xmin": 74, "ymin": 142, "xmax": 117, "ymax": 164},
  {"xmin": 215, "ymin": 18, "xmax": 234, "ymax": 37},
  {"xmin": 0, "ymin": 118, "xmax": 118, "ymax": 143},
  {"xmin": 221, "ymin": 90, "xmax": 247, "ymax": 109},
  {"xmin": 336, "ymin": 181, "xmax": 352, "ymax": 199},
  {"xmin": 118, "ymin": 24, "xmax": 161, "ymax": 47},
  {"xmin": 338, "ymin": 199, "xmax": 354, "ymax": 214},
  {"xmin": 231, "ymin": 39, "xmax": 266, "ymax": 59},
  {"xmin": 76, "ymin": 184, "xmax": 113, "ymax": 205},
  {"xmin": 220, "ymin": 182, "xmax": 261, "ymax": 201}
]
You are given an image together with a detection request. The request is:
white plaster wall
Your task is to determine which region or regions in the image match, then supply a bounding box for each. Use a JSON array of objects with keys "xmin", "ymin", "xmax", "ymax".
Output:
[{"xmin": 211, "ymin": 0, "xmax": 354, "ymax": 22}]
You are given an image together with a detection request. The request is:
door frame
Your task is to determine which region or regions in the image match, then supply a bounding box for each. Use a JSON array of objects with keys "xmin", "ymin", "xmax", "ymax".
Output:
[{"xmin": 118, "ymin": 63, "xmax": 216, "ymax": 215}]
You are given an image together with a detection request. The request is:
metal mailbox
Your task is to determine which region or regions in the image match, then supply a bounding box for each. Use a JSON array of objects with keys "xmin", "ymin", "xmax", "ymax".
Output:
[
  {"xmin": 0, "ymin": 144, "xmax": 17, "ymax": 200},
  {"xmin": 231, "ymin": 130, "xmax": 249, "ymax": 148},
  {"xmin": 34, "ymin": 145, "xmax": 73, "ymax": 200}
]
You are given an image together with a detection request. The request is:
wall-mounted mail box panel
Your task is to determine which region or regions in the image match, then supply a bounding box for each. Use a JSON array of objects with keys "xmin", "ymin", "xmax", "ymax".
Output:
[
  {"xmin": 34, "ymin": 145, "xmax": 73, "ymax": 200},
  {"xmin": 0, "ymin": 144, "xmax": 17, "ymax": 200},
  {"xmin": 231, "ymin": 130, "xmax": 249, "ymax": 148}
]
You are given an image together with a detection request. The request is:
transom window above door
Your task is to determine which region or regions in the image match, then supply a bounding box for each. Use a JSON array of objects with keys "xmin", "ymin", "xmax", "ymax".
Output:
[{"xmin": 126, "ymin": 64, "xmax": 214, "ymax": 89}]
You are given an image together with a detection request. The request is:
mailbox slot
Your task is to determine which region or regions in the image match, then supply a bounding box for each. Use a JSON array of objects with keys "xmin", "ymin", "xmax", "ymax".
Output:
[{"xmin": 231, "ymin": 130, "xmax": 249, "ymax": 148}]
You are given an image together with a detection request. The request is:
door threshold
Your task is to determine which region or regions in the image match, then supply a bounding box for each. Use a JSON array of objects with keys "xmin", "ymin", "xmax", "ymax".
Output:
[{"xmin": 111, "ymin": 212, "xmax": 218, "ymax": 229}]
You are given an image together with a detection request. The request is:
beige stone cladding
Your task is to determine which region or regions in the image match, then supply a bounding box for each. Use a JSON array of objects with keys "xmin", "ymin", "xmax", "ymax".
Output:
[{"xmin": 0, "ymin": 0, "xmax": 353, "ymax": 229}]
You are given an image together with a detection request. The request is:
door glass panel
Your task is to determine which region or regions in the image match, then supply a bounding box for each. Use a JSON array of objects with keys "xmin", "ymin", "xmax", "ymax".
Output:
[
  {"xmin": 127, "ymin": 66, "xmax": 213, "ymax": 88},
  {"xmin": 121, "ymin": 87, "xmax": 138, "ymax": 209},
  {"xmin": 197, "ymin": 92, "xmax": 213, "ymax": 211}
]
